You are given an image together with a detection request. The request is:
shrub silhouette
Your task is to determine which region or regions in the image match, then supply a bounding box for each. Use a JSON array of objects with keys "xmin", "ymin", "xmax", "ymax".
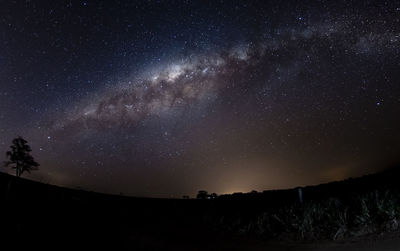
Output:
[
  {"xmin": 4, "ymin": 136, "xmax": 40, "ymax": 177},
  {"xmin": 210, "ymin": 193, "xmax": 218, "ymax": 199},
  {"xmin": 197, "ymin": 190, "xmax": 209, "ymax": 199}
]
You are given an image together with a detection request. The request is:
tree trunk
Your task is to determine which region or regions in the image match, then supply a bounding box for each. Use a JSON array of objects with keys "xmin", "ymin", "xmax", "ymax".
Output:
[
  {"xmin": 6, "ymin": 180, "xmax": 12, "ymax": 199},
  {"xmin": 16, "ymin": 162, "xmax": 19, "ymax": 177}
]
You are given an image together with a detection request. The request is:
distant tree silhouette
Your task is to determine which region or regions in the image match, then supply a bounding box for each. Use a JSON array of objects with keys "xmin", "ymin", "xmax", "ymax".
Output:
[
  {"xmin": 4, "ymin": 136, "xmax": 39, "ymax": 177},
  {"xmin": 196, "ymin": 190, "xmax": 209, "ymax": 199}
]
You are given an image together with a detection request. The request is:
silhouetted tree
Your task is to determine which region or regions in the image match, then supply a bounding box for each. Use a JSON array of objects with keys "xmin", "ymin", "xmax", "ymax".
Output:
[
  {"xmin": 4, "ymin": 136, "xmax": 39, "ymax": 177},
  {"xmin": 196, "ymin": 190, "xmax": 209, "ymax": 199}
]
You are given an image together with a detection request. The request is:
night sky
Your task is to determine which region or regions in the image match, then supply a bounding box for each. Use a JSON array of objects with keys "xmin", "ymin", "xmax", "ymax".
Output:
[{"xmin": 1, "ymin": 0, "xmax": 399, "ymax": 197}]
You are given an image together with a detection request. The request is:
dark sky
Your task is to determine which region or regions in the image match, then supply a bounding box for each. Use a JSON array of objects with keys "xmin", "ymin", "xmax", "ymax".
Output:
[{"xmin": 1, "ymin": 0, "xmax": 399, "ymax": 197}]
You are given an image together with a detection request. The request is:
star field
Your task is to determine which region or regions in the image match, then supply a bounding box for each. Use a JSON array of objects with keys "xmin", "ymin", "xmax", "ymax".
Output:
[{"xmin": 0, "ymin": 0, "xmax": 399, "ymax": 197}]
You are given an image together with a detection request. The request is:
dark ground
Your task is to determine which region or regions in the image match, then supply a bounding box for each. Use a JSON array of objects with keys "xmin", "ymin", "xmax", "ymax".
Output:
[{"xmin": 1, "ymin": 167, "xmax": 400, "ymax": 250}]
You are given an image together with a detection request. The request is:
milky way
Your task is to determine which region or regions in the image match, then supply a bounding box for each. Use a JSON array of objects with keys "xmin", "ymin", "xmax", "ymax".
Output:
[
  {"xmin": 55, "ymin": 17, "xmax": 400, "ymax": 135},
  {"xmin": 56, "ymin": 49, "xmax": 244, "ymax": 133},
  {"xmin": 1, "ymin": 0, "xmax": 400, "ymax": 197}
]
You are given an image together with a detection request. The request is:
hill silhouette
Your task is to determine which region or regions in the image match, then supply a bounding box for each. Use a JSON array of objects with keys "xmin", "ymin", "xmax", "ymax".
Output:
[
  {"xmin": 1, "ymin": 164, "xmax": 400, "ymax": 249},
  {"xmin": 219, "ymin": 163, "xmax": 400, "ymax": 201}
]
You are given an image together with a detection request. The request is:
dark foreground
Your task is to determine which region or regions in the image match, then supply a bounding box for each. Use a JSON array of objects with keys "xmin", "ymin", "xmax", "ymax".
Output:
[{"xmin": 1, "ymin": 167, "xmax": 400, "ymax": 250}]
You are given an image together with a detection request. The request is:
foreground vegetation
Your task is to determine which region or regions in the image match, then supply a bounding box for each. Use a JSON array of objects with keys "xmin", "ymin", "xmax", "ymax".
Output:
[{"xmin": 209, "ymin": 188, "xmax": 400, "ymax": 240}]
